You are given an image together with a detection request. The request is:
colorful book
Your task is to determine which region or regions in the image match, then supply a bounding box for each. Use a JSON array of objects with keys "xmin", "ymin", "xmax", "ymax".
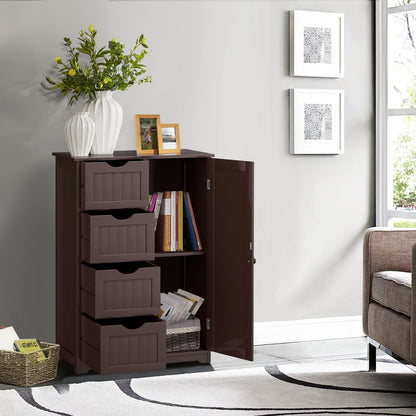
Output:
[
  {"xmin": 178, "ymin": 191, "xmax": 183, "ymax": 251},
  {"xmin": 186, "ymin": 192, "xmax": 202, "ymax": 250},
  {"xmin": 155, "ymin": 192, "xmax": 172, "ymax": 252},
  {"xmin": 183, "ymin": 192, "xmax": 198, "ymax": 250},
  {"xmin": 145, "ymin": 194, "xmax": 153, "ymax": 211},
  {"xmin": 14, "ymin": 339, "xmax": 46, "ymax": 361},
  {"xmin": 170, "ymin": 191, "xmax": 176, "ymax": 251},
  {"xmin": 148, "ymin": 193, "xmax": 158, "ymax": 212},
  {"xmin": 183, "ymin": 192, "xmax": 202, "ymax": 250},
  {"xmin": 175, "ymin": 191, "xmax": 179, "ymax": 251}
]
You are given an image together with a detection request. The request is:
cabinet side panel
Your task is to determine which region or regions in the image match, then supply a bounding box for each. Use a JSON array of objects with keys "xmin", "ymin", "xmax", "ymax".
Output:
[{"xmin": 56, "ymin": 157, "xmax": 80, "ymax": 366}]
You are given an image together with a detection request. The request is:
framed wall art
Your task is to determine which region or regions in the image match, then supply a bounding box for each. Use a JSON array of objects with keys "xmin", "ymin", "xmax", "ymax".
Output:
[
  {"xmin": 290, "ymin": 88, "xmax": 344, "ymax": 155},
  {"xmin": 135, "ymin": 114, "xmax": 161, "ymax": 155},
  {"xmin": 158, "ymin": 123, "xmax": 181, "ymax": 155},
  {"xmin": 290, "ymin": 10, "xmax": 344, "ymax": 78}
]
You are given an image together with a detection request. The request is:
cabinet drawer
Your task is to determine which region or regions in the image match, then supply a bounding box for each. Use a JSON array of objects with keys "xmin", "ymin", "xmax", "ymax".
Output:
[
  {"xmin": 80, "ymin": 315, "xmax": 166, "ymax": 374},
  {"xmin": 81, "ymin": 263, "xmax": 160, "ymax": 319},
  {"xmin": 81, "ymin": 212, "xmax": 155, "ymax": 263},
  {"xmin": 81, "ymin": 161, "xmax": 149, "ymax": 210}
]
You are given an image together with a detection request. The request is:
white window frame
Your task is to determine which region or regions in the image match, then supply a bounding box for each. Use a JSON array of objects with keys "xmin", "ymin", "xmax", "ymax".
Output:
[{"xmin": 376, "ymin": 0, "xmax": 416, "ymax": 226}]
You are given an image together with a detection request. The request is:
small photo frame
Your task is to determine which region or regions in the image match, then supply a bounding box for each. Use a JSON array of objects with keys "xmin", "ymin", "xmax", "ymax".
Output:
[
  {"xmin": 135, "ymin": 114, "xmax": 161, "ymax": 155},
  {"xmin": 290, "ymin": 88, "xmax": 344, "ymax": 155},
  {"xmin": 159, "ymin": 123, "xmax": 181, "ymax": 155},
  {"xmin": 290, "ymin": 10, "xmax": 344, "ymax": 78}
]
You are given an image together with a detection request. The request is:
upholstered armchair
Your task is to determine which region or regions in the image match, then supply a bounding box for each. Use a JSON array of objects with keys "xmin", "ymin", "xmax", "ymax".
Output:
[{"xmin": 363, "ymin": 228, "xmax": 416, "ymax": 370}]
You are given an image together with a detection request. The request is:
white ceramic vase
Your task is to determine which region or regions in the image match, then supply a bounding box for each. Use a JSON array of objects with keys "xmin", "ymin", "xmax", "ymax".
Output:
[
  {"xmin": 83, "ymin": 91, "xmax": 123, "ymax": 155},
  {"xmin": 65, "ymin": 112, "xmax": 95, "ymax": 157}
]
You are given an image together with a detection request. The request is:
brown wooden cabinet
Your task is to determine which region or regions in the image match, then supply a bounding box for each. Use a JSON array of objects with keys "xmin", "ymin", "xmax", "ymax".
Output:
[{"xmin": 54, "ymin": 149, "xmax": 254, "ymax": 375}]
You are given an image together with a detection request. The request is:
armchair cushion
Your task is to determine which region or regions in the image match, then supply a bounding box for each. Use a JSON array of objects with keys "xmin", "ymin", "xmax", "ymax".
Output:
[{"xmin": 372, "ymin": 271, "xmax": 411, "ymax": 317}]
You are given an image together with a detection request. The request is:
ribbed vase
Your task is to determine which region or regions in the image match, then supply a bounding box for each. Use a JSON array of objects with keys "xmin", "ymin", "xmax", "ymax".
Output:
[
  {"xmin": 65, "ymin": 112, "xmax": 95, "ymax": 157},
  {"xmin": 83, "ymin": 91, "xmax": 123, "ymax": 155}
]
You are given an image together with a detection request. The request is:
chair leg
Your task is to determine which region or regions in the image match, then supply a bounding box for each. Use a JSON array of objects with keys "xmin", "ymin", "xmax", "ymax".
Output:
[{"xmin": 368, "ymin": 342, "xmax": 376, "ymax": 372}]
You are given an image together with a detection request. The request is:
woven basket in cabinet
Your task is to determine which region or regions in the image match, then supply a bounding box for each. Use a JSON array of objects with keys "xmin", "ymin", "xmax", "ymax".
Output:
[{"xmin": 166, "ymin": 318, "xmax": 200, "ymax": 352}]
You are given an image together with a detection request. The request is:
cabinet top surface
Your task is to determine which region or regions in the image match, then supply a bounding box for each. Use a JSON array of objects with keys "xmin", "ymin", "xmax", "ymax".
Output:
[{"xmin": 53, "ymin": 149, "xmax": 215, "ymax": 161}]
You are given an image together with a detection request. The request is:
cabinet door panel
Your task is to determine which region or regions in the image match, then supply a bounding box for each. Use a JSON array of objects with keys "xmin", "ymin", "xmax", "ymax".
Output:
[{"xmin": 208, "ymin": 158, "xmax": 254, "ymax": 361}]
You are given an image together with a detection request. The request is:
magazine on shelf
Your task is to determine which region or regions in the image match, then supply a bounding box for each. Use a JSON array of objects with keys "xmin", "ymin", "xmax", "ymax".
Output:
[
  {"xmin": 158, "ymin": 289, "xmax": 205, "ymax": 322},
  {"xmin": 168, "ymin": 292, "xmax": 193, "ymax": 320},
  {"xmin": 177, "ymin": 288, "xmax": 204, "ymax": 316}
]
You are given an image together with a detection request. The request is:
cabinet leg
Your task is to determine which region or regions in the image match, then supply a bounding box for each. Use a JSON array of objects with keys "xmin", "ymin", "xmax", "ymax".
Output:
[
  {"xmin": 75, "ymin": 359, "xmax": 91, "ymax": 375},
  {"xmin": 368, "ymin": 342, "xmax": 376, "ymax": 372}
]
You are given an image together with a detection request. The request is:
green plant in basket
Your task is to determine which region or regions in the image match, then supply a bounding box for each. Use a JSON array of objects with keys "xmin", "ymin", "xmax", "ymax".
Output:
[{"xmin": 45, "ymin": 25, "xmax": 151, "ymax": 105}]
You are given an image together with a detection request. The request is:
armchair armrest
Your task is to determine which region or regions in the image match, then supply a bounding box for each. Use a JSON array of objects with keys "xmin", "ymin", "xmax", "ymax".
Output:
[
  {"xmin": 363, "ymin": 227, "xmax": 416, "ymax": 335},
  {"xmin": 411, "ymin": 242, "xmax": 416, "ymax": 363}
]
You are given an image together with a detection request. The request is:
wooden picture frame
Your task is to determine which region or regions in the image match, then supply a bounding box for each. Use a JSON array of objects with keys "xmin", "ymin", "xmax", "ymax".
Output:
[
  {"xmin": 158, "ymin": 123, "xmax": 181, "ymax": 155},
  {"xmin": 135, "ymin": 114, "xmax": 161, "ymax": 155}
]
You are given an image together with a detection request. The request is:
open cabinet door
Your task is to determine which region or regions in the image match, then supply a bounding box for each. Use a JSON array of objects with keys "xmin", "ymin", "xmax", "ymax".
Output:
[{"xmin": 207, "ymin": 158, "xmax": 254, "ymax": 361}]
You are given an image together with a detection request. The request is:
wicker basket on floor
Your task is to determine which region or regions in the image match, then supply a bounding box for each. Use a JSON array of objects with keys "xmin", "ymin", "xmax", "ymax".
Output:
[
  {"xmin": 0, "ymin": 342, "xmax": 60, "ymax": 387},
  {"xmin": 166, "ymin": 318, "xmax": 200, "ymax": 352}
]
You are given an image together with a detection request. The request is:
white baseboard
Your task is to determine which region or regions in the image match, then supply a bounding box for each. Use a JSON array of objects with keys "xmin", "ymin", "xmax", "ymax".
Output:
[{"xmin": 254, "ymin": 315, "xmax": 364, "ymax": 345}]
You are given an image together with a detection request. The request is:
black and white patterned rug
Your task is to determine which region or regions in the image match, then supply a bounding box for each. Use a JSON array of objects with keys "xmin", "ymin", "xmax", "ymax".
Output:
[{"xmin": 1, "ymin": 358, "xmax": 415, "ymax": 415}]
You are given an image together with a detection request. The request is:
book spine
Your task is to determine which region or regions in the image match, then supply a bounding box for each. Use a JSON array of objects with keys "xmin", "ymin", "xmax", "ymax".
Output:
[
  {"xmin": 178, "ymin": 191, "xmax": 183, "ymax": 251},
  {"xmin": 145, "ymin": 193, "xmax": 153, "ymax": 211},
  {"xmin": 155, "ymin": 192, "xmax": 171, "ymax": 252},
  {"xmin": 183, "ymin": 192, "xmax": 198, "ymax": 250},
  {"xmin": 153, "ymin": 192, "xmax": 163, "ymax": 231},
  {"xmin": 170, "ymin": 191, "xmax": 176, "ymax": 252},
  {"xmin": 149, "ymin": 193, "xmax": 158, "ymax": 212},
  {"xmin": 186, "ymin": 192, "xmax": 202, "ymax": 250}
]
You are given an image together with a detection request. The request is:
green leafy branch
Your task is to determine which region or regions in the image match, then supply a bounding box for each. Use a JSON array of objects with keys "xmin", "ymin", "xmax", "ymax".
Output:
[{"xmin": 45, "ymin": 25, "xmax": 150, "ymax": 106}]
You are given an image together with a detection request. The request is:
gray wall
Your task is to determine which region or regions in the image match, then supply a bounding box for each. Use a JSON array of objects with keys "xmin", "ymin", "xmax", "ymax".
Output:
[{"xmin": 0, "ymin": 0, "xmax": 373, "ymax": 342}]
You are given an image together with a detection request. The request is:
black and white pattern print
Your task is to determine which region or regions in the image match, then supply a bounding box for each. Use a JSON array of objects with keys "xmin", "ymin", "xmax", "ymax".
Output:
[
  {"xmin": 304, "ymin": 103, "xmax": 333, "ymax": 141},
  {"xmin": 303, "ymin": 26, "xmax": 332, "ymax": 64},
  {"xmin": 1, "ymin": 358, "xmax": 415, "ymax": 415}
]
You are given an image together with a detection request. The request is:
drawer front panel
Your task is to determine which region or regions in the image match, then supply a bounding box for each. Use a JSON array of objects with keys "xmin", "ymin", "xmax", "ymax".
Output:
[
  {"xmin": 81, "ymin": 161, "xmax": 149, "ymax": 210},
  {"xmin": 81, "ymin": 213, "xmax": 155, "ymax": 263},
  {"xmin": 81, "ymin": 263, "xmax": 160, "ymax": 319},
  {"xmin": 80, "ymin": 315, "xmax": 166, "ymax": 374}
]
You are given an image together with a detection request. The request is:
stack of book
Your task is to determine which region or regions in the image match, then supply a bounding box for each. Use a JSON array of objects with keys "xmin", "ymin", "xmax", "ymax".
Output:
[
  {"xmin": 158, "ymin": 289, "xmax": 204, "ymax": 322},
  {"xmin": 154, "ymin": 191, "xmax": 202, "ymax": 252}
]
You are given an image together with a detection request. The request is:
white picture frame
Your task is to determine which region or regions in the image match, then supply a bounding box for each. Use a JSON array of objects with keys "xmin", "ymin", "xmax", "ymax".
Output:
[
  {"xmin": 290, "ymin": 88, "xmax": 344, "ymax": 155},
  {"xmin": 290, "ymin": 10, "xmax": 344, "ymax": 78}
]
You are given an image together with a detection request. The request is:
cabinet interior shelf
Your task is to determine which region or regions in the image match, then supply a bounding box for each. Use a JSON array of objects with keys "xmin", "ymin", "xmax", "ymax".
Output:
[
  {"xmin": 155, "ymin": 250, "xmax": 205, "ymax": 258},
  {"xmin": 166, "ymin": 348, "xmax": 211, "ymax": 364}
]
